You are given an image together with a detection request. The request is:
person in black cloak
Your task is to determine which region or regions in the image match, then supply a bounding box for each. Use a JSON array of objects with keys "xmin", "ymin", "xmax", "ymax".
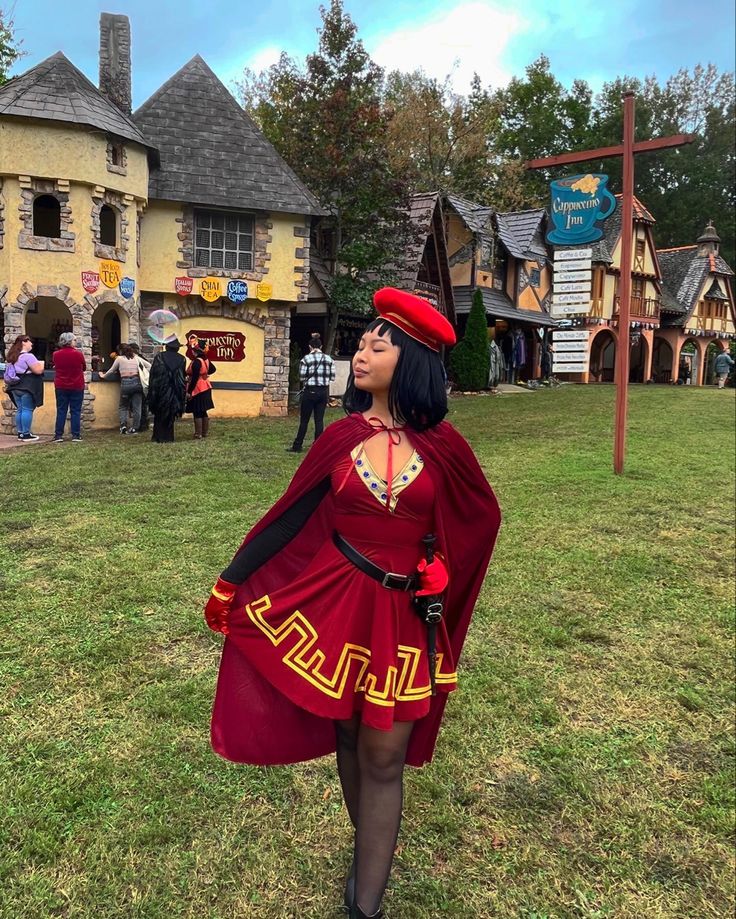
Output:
[{"xmin": 147, "ymin": 338, "xmax": 187, "ymax": 443}]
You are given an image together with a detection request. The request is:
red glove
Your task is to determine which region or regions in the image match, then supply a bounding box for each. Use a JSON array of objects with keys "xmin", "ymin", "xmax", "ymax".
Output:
[
  {"xmin": 204, "ymin": 577, "xmax": 237, "ymax": 635},
  {"xmin": 415, "ymin": 554, "xmax": 449, "ymax": 596}
]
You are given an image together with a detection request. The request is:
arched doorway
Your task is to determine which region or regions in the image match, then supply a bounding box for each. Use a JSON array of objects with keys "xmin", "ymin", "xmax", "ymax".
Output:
[
  {"xmin": 91, "ymin": 302, "xmax": 128, "ymax": 372},
  {"xmin": 677, "ymin": 340, "xmax": 699, "ymax": 385},
  {"xmin": 629, "ymin": 333, "xmax": 649, "ymax": 383},
  {"xmin": 589, "ymin": 330, "xmax": 616, "ymax": 383},
  {"xmin": 703, "ymin": 341, "xmax": 726, "ymax": 386},
  {"xmin": 652, "ymin": 338, "xmax": 674, "ymax": 383},
  {"xmin": 24, "ymin": 296, "xmax": 74, "ymax": 366}
]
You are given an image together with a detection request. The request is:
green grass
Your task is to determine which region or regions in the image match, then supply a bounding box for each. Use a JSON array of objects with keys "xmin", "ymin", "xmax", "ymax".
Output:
[{"xmin": 1, "ymin": 385, "xmax": 734, "ymax": 919}]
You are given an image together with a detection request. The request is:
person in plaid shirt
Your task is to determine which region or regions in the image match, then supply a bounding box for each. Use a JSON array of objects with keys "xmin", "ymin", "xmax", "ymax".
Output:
[{"xmin": 287, "ymin": 335, "xmax": 336, "ymax": 452}]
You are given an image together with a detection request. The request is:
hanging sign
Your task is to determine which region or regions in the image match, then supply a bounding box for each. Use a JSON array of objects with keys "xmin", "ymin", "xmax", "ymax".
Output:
[
  {"xmin": 552, "ymin": 259, "xmax": 592, "ymax": 272},
  {"xmin": 200, "ymin": 277, "xmax": 222, "ymax": 302},
  {"xmin": 550, "ymin": 304, "xmax": 590, "ymax": 316},
  {"xmin": 554, "ymin": 270, "xmax": 591, "ymax": 283},
  {"xmin": 119, "ymin": 277, "xmax": 135, "ymax": 299},
  {"xmin": 256, "ymin": 282, "xmax": 273, "ymax": 302},
  {"xmin": 555, "ymin": 281, "xmax": 591, "ymax": 294},
  {"xmin": 175, "ymin": 276, "xmax": 193, "ymax": 296},
  {"xmin": 185, "ymin": 329, "xmax": 245, "ymax": 362},
  {"xmin": 554, "ymin": 247, "xmax": 593, "ymax": 262},
  {"xmin": 547, "ymin": 174, "xmax": 616, "ymax": 245},
  {"xmin": 554, "ymin": 341, "xmax": 589, "ymax": 353},
  {"xmin": 553, "ymin": 360, "xmax": 588, "ymax": 373},
  {"xmin": 553, "ymin": 330, "xmax": 588, "ymax": 341},
  {"xmin": 227, "ymin": 280, "xmax": 249, "ymax": 304},
  {"xmin": 81, "ymin": 271, "xmax": 100, "ymax": 293},
  {"xmin": 553, "ymin": 292, "xmax": 591, "ymax": 305},
  {"xmin": 100, "ymin": 260, "xmax": 121, "ymax": 288}
]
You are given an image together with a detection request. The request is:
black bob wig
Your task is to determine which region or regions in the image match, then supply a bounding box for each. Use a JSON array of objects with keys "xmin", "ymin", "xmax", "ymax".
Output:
[{"xmin": 343, "ymin": 318, "xmax": 448, "ymax": 432}]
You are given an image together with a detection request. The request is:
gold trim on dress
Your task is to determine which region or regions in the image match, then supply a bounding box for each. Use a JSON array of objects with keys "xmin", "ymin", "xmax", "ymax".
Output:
[
  {"xmin": 350, "ymin": 443, "xmax": 424, "ymax": 512},
  {"xmin": 245, "ymin": 594, "xmax": 457, "ymax": 708}
]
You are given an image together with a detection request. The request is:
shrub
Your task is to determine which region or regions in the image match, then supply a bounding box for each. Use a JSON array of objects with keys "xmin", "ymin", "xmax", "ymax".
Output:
[{"xmin": 449, "ymin": 288, "xmax": 490, "ymax": 390}]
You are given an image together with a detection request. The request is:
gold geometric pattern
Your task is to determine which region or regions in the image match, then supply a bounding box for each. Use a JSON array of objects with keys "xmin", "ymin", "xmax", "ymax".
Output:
[{"xmin": 245, "ymin": 594, "xmax": 457, "ymax": 707}]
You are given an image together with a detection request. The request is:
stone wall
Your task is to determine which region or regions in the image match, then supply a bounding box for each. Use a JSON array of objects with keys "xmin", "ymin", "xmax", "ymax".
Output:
[
  {"xmin": 17, "ymin": 178, "xmax": 75, "ymax": 252},
  {"xmin": 99, "ymin": 13, "xmax": 132, "ymax": 115},
  {"xmin": 91, "ymin": 187, "xmax": 131, "ymax": 262},
  {"xmin": 176, "ymin": 207, "xmax": 272, "ymax": 280}
]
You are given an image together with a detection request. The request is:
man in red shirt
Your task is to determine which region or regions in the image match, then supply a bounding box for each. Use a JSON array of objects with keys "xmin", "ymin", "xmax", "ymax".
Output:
[{"xmin": 52, "ymin": 332, "xmax": 86, "ymax": 442}]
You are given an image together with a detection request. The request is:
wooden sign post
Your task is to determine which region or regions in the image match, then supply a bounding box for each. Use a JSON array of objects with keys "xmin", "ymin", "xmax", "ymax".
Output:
[{"xmin": 526, "ymin": 92, "xmax": 693, "ymax": 474}]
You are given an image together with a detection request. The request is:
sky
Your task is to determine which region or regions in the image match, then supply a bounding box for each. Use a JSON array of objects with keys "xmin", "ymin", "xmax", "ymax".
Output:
[{"xmin": 6, "ymin": 0, "xmax": 736, "ymax": 108}]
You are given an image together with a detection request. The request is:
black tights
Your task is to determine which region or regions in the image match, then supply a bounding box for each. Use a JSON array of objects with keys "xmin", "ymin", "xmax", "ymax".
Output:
[{"xmin": 335, "ymin": 715, "xmax": 415, "ymax": 916}]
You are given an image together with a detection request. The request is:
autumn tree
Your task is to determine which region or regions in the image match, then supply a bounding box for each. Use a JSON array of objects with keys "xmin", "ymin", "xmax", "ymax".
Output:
[{"xmin": 237, "ymin": 1, "xmax": 416, "ymax": 349}]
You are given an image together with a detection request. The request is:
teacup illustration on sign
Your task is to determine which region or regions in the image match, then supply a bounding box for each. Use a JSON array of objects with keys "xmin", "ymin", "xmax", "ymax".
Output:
[{"xmin": 547, "ymin": 173, "xmax": 616, "ymax": 245}]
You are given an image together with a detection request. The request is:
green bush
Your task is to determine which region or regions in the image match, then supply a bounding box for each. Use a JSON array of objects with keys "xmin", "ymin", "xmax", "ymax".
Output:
[{"xmin": 449, "ymin": 288, "xmax": 490, "ymax": 390}]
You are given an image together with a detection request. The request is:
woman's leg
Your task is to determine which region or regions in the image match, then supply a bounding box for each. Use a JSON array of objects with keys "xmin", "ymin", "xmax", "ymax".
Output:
[
  {"xmin": 15, "ymin": 392, "xmax": 33, "ymax": 435},
  {"xmin": 130, "ymin": 391, "xmax": 142, "ymax": 431},
  {"xmin": 335, "ymin": 715, "xmax": 362, "ymax": 828},
  {"xmin": 119, "ymin": 391, "xmax": 130, "ymax": 430},
  {"xmin": 353, "ymin": 720, "xmax": 415, "ymax": 916}
]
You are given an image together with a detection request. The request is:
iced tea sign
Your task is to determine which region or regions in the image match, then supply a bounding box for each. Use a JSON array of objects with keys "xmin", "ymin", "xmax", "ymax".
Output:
[{"xmin": 547, "ymin": 173, "xmax": 616, "ymax": 245}]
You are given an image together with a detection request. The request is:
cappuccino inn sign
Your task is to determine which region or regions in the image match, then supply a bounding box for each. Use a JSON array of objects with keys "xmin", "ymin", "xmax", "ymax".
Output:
[
  {"xmin": 187, "ymin": 329, "xmax": 246, "ymax": 362},
  {"xmin": 547, "ymin": 173, "xmax": 616, "ymax": 246}
]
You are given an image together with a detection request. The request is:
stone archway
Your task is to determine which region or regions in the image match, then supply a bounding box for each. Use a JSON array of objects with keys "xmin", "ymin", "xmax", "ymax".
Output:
[
  {"xmin": 589, "ymin": 329, "xmax": 617, "ymax": 383},
  {"xmin": 629, "ymin": 333, "xmax": 650, "ymax": 383}
]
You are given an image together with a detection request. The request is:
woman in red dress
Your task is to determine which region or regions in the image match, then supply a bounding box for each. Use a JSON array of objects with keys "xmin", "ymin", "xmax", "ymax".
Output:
[{"xmin": 205, "ymin": 289, "xmax": 501, "ymax": 918}]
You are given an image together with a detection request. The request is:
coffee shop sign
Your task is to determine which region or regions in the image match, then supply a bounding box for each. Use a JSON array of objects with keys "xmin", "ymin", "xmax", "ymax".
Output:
[{"xmin": 547, "ymin": 173, "xmax": 616, "ymax": 246}]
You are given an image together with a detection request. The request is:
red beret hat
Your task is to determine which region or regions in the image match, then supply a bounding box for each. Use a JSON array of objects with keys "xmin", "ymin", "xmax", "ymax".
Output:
[{"xmin": 373, "ymin": 288, "xmax": 456, "ymax": 352}]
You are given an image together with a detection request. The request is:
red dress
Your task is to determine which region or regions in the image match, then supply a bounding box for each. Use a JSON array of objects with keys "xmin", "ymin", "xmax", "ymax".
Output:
[{"xmin": 226, "ymin": 444, "xmax": 457, "ymax": 731}]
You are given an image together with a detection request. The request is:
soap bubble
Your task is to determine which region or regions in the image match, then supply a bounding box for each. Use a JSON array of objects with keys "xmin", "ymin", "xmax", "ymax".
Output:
[{"xmin": 146, "ymin": 309, "xmax": 180, "ymax": 345}]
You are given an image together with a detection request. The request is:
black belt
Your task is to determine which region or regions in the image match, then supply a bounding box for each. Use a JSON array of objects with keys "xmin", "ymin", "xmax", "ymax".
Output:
[{"xmin": 333, "ymin": 532, "xmax": 418, "ymax": 592}]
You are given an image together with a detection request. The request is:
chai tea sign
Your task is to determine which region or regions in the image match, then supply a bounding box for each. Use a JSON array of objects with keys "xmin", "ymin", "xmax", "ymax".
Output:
[{"xmin": 547, "ymin": 173, "xmax": 616, "ymax": 245}]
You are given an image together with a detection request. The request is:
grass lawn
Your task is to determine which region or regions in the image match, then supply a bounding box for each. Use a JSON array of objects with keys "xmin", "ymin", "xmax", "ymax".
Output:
[{"xmin": 1, "ymin": 385, "xmax": 734, "ymax": 919}]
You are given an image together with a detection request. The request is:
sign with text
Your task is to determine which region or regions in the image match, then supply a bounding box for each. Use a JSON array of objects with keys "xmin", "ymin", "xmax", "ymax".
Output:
[
  {"xmin": 554, "ymin": 341, "xmax": 589, "ymax": 352},
  {"xmin": 81, "ymin": 271, "xmax": 100, "ymax": 293},
  {"xmin": 552, "ymin": 259, "xmax": 592, "ymax": 272},
  {"xmin": 175, "ymin": 276, "xmax": 193, "ymax": 296},
  {"xmin": 550, "ymin": 304, "xmax": 591, "ymax": 316},
  {"xmin": 555, "ymin": 280, "xmax": 591, "ymax": 293},
  {"xmin": 256, "ymin": 282, "xmax": 273, "ymax": 303},
  {"xmin": 554, "ymin": 247, "xmax": 593, "ymax": 261},
  {"xmin": 200, "ymin": 278, "xmax": 222, "ymax": 302},
  {"xmin": 99, "ymin": 260, "xmax": 121, "ymax": 288},
  {"xmin": 553, "ymin": 330, "xmax": 589, "ymax": 341},
  {"xmin": 119, "ymin": 276, "xmax": 135, "ymax": 299},
  {"xmin": 553, "ymin": 360, "xmax": 588, "ymax": 373},
  {"xmin": 553, "ymin": 292, "xmax": 591, "ymax": 305},
  {"xmin": 185, "ymin": 329, "xmax": 245, "ymax": 362},
  {"xmin": 547, "ymin": 174, "xmax": 616, "ymax": 245},
  {"xmin": 554, "ymin": 269, "xmax": 591, "ymax": 283},
  {"xmin": 227, "ymin": 280, "xmax": 249, "ymax": 304}
]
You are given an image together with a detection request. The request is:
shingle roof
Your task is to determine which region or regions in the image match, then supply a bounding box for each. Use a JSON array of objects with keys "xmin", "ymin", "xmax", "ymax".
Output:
[
  {"xmin": 0, "ymin": 51, "xmax": 148, "ymax": 146},
  {"xmin": 395, "ymin": 192, "xmax": 439, "ymax": 287},
  {"xmin": 657, "ymin": 245, "xmax": 734, "ymax": 326},
  {"xmin": 454, "ymin": 285, "xmax": 557, "ymax": 326},
  {"xmin": 445, "ymin": 194, "xmax": 493, "ymax": 235},
  {"xmin": 132, "ymin": 56, "xmax": 324, "ymax": 215},
  {"xmin": 495, "ymin": 208, "xmax": 548, "ymax": 261}
]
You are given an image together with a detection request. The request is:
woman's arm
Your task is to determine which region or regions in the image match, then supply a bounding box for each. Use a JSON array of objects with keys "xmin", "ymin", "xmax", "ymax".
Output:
[{"xmin": 98, "ymin": 356, "xmax": 120, "ymax": 378}]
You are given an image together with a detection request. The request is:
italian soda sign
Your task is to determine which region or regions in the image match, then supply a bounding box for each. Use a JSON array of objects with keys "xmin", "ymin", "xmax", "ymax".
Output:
[{"xmin": 547, "ymin": 173, "xmax": 616, "ymax": 245}]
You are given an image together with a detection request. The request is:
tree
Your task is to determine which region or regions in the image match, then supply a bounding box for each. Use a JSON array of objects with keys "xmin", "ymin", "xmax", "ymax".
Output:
[
  {"xmin": 0, "ymin": 7, "xmax": 24, "ymax": 84},
  {"xmin": 449, "ymin": 289, "xmax": 489, "ymax": 391},
  {"xmin": 237, "ymin": 1, "xmax": 416, "ymax": 350}
]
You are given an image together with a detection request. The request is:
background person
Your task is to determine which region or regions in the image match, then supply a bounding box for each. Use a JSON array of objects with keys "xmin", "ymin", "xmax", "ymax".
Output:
[
  {"xmin": 714, "ymin": 349, "xmax": 734, "ymax": 388},
  {"xmin": 128, "ymin": 342, "xmax": 151, "ymax": 431},
  {"xmin": 4, "ymin": 335, "xmax": 44, "ymax": 442},
  {"xmin": 52, "ymin": 332, "xmax": 86, "ymax": 443},
  {"xmin": 204, "ymin": 289, "xmax": 501, "ymax": 918},
  {"xmin": 99, "ymin": 344, "xmax": 150, "ymax": 435},
  {"xmin": 186, "ymin": 342, "xmax": 216, "ymax": 439},
  {"xmin": 147, "ymin": 339, "xmax": 187, "ymax": 442},
  {"xmin": 287, "ymin": 334, "xmax": 336, "ymax": 452}
]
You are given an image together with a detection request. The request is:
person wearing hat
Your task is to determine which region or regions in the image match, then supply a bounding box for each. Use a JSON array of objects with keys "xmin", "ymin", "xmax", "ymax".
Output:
[
  {"xmin": 147, "ymin": 338, "xmax": 187, "ymax": 443},
  {"xmin": 203, "ymin": 288, "xmax": 501, "ymax": 918}
]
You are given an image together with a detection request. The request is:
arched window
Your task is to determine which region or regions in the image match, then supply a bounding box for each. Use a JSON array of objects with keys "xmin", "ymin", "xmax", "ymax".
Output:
[
  {"xmin": 100, "ymin": 205, "xmax": 117, "ymax": 246},
  {"xmin": 33, "ymin": 195, "xmax": 61, "ymax": 238}
]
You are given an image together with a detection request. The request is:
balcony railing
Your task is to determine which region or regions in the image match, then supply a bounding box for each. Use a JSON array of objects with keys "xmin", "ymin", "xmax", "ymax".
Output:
[
  {"xmin": 694, "ymin": 315, "xmax": 728, "ymax": 332},
  {"xmin": 613, "ymin": 296, "xmax": 660, "ymax": 320}
]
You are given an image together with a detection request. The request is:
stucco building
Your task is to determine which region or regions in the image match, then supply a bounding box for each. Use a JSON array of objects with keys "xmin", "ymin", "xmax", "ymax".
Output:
[{"xmin": 0, "ymin": 13, "xmax": 322, "ymax": 433}]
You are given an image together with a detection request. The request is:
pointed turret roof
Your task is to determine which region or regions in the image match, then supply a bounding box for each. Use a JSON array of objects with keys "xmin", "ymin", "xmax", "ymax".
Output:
[
  {"xmin": 133, "ymin": 56, "xmax": 324, "ymax": 215},
  {"xmin": 0, "ymin": 52, "xmax": 147, "ymax": 146}
]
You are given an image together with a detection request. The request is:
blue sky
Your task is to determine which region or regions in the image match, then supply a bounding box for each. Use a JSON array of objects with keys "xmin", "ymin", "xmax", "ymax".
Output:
[{"xmin": 7, "ymin": 0, "xmax": 736, "ymax": 108}]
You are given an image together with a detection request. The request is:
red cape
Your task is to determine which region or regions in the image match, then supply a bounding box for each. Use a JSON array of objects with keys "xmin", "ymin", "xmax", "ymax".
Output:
[{"xmin": 211, "ymin": 413, "xmax": 501, "ymax": 768}]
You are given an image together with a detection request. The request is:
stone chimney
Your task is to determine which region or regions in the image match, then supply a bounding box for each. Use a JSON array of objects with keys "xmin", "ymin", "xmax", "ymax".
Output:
[
  {"xmin": 99, "ymin": 13, "xmax": 132, "ymax": 115},
  {"xmin": 697, "ymin": 221, "xmax": 720, "ymax": 257}
]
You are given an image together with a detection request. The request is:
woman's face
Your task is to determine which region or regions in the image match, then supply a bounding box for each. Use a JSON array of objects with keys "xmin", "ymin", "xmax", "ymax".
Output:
[
  {"xmin": 21, "ymin": 339, "xmax": 33, "ymax": 352},
  {"xmin": 352, "ymin": 327, "xmax": 400, "ymax": 394}
]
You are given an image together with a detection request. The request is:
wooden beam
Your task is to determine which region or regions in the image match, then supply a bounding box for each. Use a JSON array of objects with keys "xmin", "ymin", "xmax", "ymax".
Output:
[{"xmin": 524, "ymin": 133, "xmax": 694, "ymax": 170}]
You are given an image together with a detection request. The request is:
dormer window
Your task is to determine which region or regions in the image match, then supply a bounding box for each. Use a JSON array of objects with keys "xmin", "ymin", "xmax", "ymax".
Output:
[
  {"xmin": 33, "ymin": 195, "xmax": 61, "ymax": 238},
  {"xmin": 100, "ymin": 205, "xmax": 117, "ymax": 246},
  {"xmin": 106, "ymin": 140, "xmax": 127, "ymax": 175}
]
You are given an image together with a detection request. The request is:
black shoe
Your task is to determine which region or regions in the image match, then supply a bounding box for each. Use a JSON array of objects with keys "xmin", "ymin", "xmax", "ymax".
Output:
[
  {"xmin": 285, "ymin": 445, "xmax": 302, "ymax": 453},
  {"xmin": 350, "ymin": 905, "xmax": 383, "ymax": 919}
]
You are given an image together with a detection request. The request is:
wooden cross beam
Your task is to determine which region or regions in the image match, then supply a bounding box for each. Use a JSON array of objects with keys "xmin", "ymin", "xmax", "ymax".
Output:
[{"xmin": 525, "ymin": 93, "xmax": 694, "ymax": 474}]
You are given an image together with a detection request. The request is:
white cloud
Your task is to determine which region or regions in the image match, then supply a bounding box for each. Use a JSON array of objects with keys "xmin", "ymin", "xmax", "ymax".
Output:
[{"xmin": 369, "ymin": 2, "xmax": 527, "ymax": 92}]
